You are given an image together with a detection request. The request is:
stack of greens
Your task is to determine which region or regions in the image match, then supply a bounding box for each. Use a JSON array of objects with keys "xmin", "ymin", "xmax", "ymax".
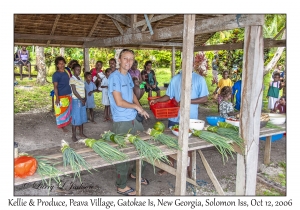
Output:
[{"xmin": 147, "ymin": 128, "xmax": 181, "ymax": 150}]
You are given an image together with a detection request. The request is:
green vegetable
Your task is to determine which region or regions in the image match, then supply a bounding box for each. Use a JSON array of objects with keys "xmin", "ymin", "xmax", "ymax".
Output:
[
  {"xmin": 265, "ymin": 122, "xmax": 282, "ymax": 129},
  {"xmin": 147, "ymin": 128, "xmax": 181, "ymax": 150},
  {"xmin": 153, "ymin": 121, "xmax": 166, "ymax": 133},
  {"xmin": 218, "ymin": 122, "xmax": 239, "ymax": 132},
  {"xmin": 193, "ymin": 130, "xmax": 235, "ymax": 164},
  {"xmin": 102, "ymin": 131, "xmax": 127, "ymax": 148},
  {"xmin": 61, "ymin": 140, "xmax": 93, "ymax": 183},
  {"xmin": 207, "ymin": 126, "xmax": 244, "ymax": 152},
  {"xmin": 125, "ymin": 133, "xmax": 170, "ymax": 172},
  {"xmin": 80, "ymin": 138, "xmax": 128, "ymax": 163}
]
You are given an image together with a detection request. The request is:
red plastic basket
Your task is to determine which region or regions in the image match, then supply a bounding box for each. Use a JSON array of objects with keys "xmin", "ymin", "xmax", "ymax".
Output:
[{"xmin": 150, "ymin": 98, "xmax": 180, "ymax": 119}]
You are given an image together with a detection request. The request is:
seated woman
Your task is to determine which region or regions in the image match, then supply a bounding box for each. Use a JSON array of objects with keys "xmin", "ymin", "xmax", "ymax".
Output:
[
  {"xmin": 141, "ymin": 61, "xmax": 160, "ymax": 97},
  {"xmin": 272, "ymin": 96, "xmax": 286, "ymax": 113}
]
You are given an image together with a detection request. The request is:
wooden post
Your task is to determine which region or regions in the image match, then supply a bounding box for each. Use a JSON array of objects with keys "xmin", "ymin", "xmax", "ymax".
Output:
[
  {"xmin": 83, "ymin": 48, "xmax": 89, "ymax": 72},
  {"xmin": 171, "ymin": 46, "xmax": 176, "ymax": 78},
  {"xmin": 135, "ymin": 159, "xmax": 142, "ymax": 196},
  {"xmin": 114, "ymin": 49, "xmax": 122, "ymax": 69},
  {"xmin": 175, "ymin": 14, "xmax": 195, "ymax": 196},
  {"xmin": 264, "ymin": 136, "xmax": 272, "ymax": 165},
  {"xmin": 36, "ymin": 46, "xmax": 47, "ymax": 85},
  {"xmin": 236, "ymin": 23, "xmax": 264, "ymax": 195},
  {"xmin": 60, "ymin": 47, "xmax": 65, "ymax": 57}
]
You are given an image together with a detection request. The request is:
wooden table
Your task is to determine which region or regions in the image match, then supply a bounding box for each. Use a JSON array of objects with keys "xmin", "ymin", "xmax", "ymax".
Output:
[{"xmin": 14, "ymin": 124, "xmax": 285, "ymax": 195}]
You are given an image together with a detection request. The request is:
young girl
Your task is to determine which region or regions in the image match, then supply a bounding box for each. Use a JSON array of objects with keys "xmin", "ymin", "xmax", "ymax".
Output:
[
  {"xmin": 219, "ymin": 86, "xmax": 239, "ymax": 118},
  {"xmin": 213, "ymin": 70, "xmax": 233, "ymax": 112},
  {"xmin": 101, "ymin": 68, "xmax": 112, "ymax": 121},
  {"xmin": 84, "ymin": 72, "xmax": 99, "ymax": 123},
  {"xmin": 267, "ymin": 72, "xmax": 282, "ymax": 111},
  {"xmin": 70, "ymin": 64, "xmax": 88, "ymax": 142},
  {"xmin": 141, "ymin": 60, "xmax": 160, "ymax": 97}
]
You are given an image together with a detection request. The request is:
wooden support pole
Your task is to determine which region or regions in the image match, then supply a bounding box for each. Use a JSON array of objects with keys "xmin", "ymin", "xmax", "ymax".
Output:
[
  {"xmin": 144, "ymin": 14, "xmax": 154, "ymax": 35},
  {"xmin": 172, "ymin": 46, "xmax": 176, "ymax": 78},
  {"xmin": 83, "ymin": 48, "xmax": 90, "ymax": 72},
  {"xmin": 175, "ymin": 14, "xmax": 195, "ymax": 196},
  {"xmin": 135, "ymin": 159, "xmax": 142, "ymax": 196},
  {"xmin": 198, "ymin": 150, "xmax": 225, "ymax": 195},
  {"xmin": 191, "ymin": 151, "xmax": 197, "ymax": 180},
  {"xmin": 236, "ymin": 24, "xmax": 264, "ymax": 195},
  {"xmin": 264, "ymin": 136, "xmax": 272, "ymax": 165}
]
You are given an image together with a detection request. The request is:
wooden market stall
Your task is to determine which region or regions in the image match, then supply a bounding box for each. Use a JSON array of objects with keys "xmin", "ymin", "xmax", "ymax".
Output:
[{"xmin": 14, "ymin": 14, "xmax": 286, "ymax": 195}]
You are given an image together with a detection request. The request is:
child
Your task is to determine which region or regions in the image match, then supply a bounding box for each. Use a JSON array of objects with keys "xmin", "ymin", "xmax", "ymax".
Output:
[
  {"xmin": 84, "ymin": 72, "xmax": 99, "ymax": 123},
  {"xmin": 132, "ymin": 77, "xmax": 145, "ymax": 101},
  {"xmin": 272, "ymin": 96, "xmax": 286, "ymax": 113},
  {"xmin": 213, "ymin": 70, "xmax": 233, "ymax": 112},
  {"xmin": 101, "ymin": 68, "xmax": 112, "ymax": 121},
  {"xmin": 219, "ymin": 86, "xmax": 239, "ymax": 118},
  {"xmin": 70, "ymin": 64, "xmax": 88, "ymax": 142},
  {"xmin": 267, "ymin": 72, "xmax": 282, "ymax": 111}
]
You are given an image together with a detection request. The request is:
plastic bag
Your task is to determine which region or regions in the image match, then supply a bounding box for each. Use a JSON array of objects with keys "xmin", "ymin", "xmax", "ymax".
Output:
[{"xmin": 14, "ymin": 156, "xmax": 37, "ymax": 178}]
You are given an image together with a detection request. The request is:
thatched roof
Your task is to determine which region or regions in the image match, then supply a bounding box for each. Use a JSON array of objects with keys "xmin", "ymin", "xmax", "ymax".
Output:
[{"xmin": 14, "ymin": 14, "xmax": 226, "ymax": 49}]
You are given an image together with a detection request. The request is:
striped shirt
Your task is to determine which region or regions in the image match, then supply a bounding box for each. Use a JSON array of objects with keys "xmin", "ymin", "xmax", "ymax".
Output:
[{"xmin": 70, "ymin": 76, "xmax": 85, "ymax": 99}]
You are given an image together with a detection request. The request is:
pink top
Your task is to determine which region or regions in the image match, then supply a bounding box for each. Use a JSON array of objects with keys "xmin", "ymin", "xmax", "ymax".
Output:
[{"xmin": 128, "ymin": 69, "xmax": 141, "ymax": 80}]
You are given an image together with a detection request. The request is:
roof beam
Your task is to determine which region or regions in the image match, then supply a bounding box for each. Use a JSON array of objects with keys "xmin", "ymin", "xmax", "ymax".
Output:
[
  {"xmin": 84, "ymin": 14, "xmax": 264, "ymax": 48},
  {"xmin": 88, "ymin": 15, "xmax": 102, "ymax": 37},
  {"xmin": 131, "ymin": 15, "xmax": 137, "ymax": 29},
  {"xmin": 15, "ymin": 33, "xmax": 96, "ymax": 42},
  {"xmin": 133, "ymin": 14, "xmax": 175, "ymax": 28},
  {"xmin": 14, "ymin": 42, "xmax": 83, "ymax": 48},
  {"xmin": 194, "ymin": 39, "xmax": 286, "ymax": 51},
  {"xmin": 111, "ymin": 19, "xmax": 124, "ymax": 35},
  {"xmin": 47, "ymin": 14, "xmax": 61, "ymax": 46},
  {"xmin": 106, "ymin": 14, "xmax": 131, "ymax": 27},
  {"xmin": 141, "ymin": 14, "xmax": 154, "ymax": 31},
  {"xmin": 134, "ymin": 42, "xmax": 182, "ymax": 47}
]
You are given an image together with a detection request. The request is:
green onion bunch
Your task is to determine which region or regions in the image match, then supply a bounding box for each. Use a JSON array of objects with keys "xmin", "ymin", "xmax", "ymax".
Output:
[
  {"xmin": 102, "ymin": 131, "xmax": 127, "ymax": 148},
  {"xmin": 193, "ymin": 130, "xmax": 235, "ymax": 164},
  {"xmin": 61, "ymin": 140, "xmax": 93, "ymax": 183},
  {"xmin": 146, "ymin": 128, "xmax": 181, "ymax": 150},
  {"xmin": 218, "ymin": 122, "xmax": 239, "ymax": 132},
  {"xmin": 125, "ymin": 133, "xmax": 170, "ymax": 171},
  {"xmin": 207, "ymin": 126, "xmax": 244, "ymax": 152},
  {"xmin": 265, "ymin": 122, "xmax": 282, "ymax": 129},
  {"xmin": 79, "ymin": 138, "xmax": 128, "ymax": 163}
]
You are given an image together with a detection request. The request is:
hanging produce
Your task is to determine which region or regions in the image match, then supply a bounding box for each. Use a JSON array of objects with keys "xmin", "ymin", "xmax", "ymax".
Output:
[
  {"xmin": 61, "ymin": 140, "xmax": 93, "ymax": 183},
  {"xmin": 146, "ymin": 128, "xmax": 181, "ymax": 150},
  {"xmin": 125, "ymin": 133, "xmax": 170, "ymax": 171},
  {"xmin": 79, "ymin": 138, "xmax": 128, "ymax": 163},
  {"xmin": 192, "ymin": 130, "xmax": 235, "ymax": 164},
  {"xmin": 101, "ymin": 131, "xmax": 127, "ymax": 148}
]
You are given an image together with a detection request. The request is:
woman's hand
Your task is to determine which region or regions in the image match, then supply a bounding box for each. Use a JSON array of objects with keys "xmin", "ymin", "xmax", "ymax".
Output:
[
  {"xmin": 88, "ymin": 91, "xmax": 93, "ymax": 96},
  {"xmin": 151, "ymin": 84, "xmax": 156, "ymax": 88},
  {"xmin": 138, "ymin": 109, "xmax": 150, "ymax": 119},
  {"xmin": 81, "ymin": 98, "xmax": 86, "ymax": 106},
  {"xmin": 55, "ymin": 98, "xmax": 60, "ymax": 106},
  {"xmin": 149, "ymin": 99, "xmax": 157, "ymax": 105}
]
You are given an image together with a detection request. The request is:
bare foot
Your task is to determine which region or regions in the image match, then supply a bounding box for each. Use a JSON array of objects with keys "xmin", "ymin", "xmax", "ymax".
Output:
[
  {"xmin": 79, "ymin": 133, "xmax": 87, "ymax": 138},
  {"xmin": 103, "ymin": 118, "xmax": 109, "ymax": 122},
  {"xmin": 61, "ymin": 127, "xmax": 68, "ymax": 132},
  {"xmin": 117, "ymin": 186, "xmax": 136, "ymax": 196},
  {"xmin": 90, "ymin": 120, "xmax": 97, "ymax": 124},
  {"xmin": 72, "ymin": 136, "xmax": 78, "ymax": 142}
]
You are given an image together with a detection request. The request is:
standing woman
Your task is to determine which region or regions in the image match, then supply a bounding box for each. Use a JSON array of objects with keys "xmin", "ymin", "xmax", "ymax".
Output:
[
  {"xmin": 108, "ymin": 49, "xmax": 150, "ymax": 196},
  {"xmin": 109, "ymin": 58, "xmax": 117, "ymax": 73},
  {"xmin": 52, "ymin": 56, "xmax": 72, "ymax": 132}
]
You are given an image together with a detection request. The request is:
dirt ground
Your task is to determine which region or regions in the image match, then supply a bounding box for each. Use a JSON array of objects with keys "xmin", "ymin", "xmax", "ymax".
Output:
[{"xmin": 13, "ymin": 106, "xmax": 286, "ymax": 196}]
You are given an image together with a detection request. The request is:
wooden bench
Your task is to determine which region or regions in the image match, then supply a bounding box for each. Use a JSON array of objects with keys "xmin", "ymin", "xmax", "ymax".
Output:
[
  {"xmin": 14, "ymin": 63, "xmax": 37, "ymax": 80},
  {"xmin": 14, "ymin": 125, "xmax": 285, "ymax": 195}
]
